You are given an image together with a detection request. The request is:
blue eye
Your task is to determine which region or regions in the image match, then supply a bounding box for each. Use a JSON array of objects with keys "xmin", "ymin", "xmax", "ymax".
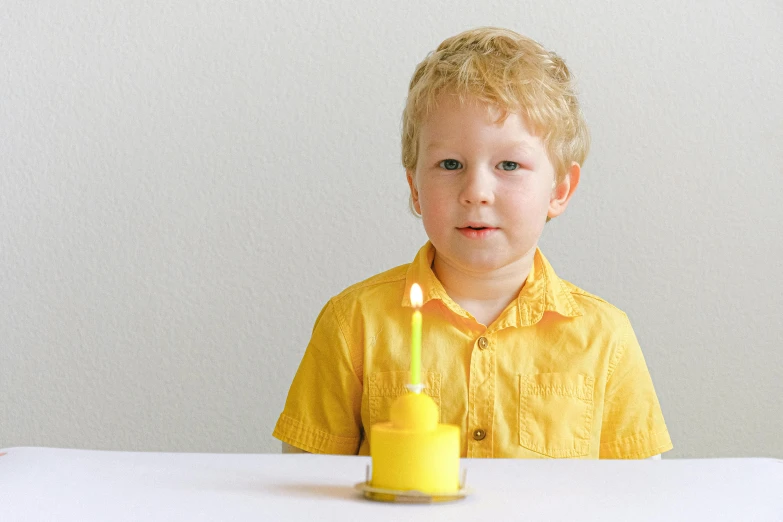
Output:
[
  {"xmin": 498, "ymin": 161, "xmax": 519, "ymax": 171},
  {"xmin": 439, "ymin": 159, "xmax": 462, "ymax": 170}
]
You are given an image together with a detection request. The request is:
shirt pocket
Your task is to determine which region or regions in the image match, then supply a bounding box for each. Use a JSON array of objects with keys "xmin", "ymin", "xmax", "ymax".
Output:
[
  {"xmin": 518, "ymin": 373, "xmax": 594, "ymax": 458},
  {"xmin": 368, "ymin": 370, "xmax": 441, "ymax": 427}
]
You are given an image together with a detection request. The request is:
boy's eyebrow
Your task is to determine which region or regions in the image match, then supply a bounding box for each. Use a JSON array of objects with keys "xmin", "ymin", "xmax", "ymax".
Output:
[
  {"xmin": 504, "ymin": 141, "xmax": 534, "ymax": 153},
  {"xmin": 425, "ymin": 142, "xmax": 450, "ymax": 151},
  {"xmin": 425, "ymin": 140, "xmax": 535, "ymax": 152}
]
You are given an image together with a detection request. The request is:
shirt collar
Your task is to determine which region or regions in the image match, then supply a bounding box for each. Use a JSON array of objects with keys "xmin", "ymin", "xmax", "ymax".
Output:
[
  {"xmin": 402, "ymin": 242, "xmax": 453, "ymax": 308},
  {"xmin": 402, "ymin": 241, "xmax": 582, "ymax": 327}
]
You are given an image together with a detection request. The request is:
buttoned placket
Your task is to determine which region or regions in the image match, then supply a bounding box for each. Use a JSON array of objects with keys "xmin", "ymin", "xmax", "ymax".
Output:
[{"xmin": 467, "ymin": 330, "xmax": 495, "ymax": 458}]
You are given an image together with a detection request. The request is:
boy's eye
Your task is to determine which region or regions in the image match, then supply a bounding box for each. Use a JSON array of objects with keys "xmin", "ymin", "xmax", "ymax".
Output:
[
  {"xmin": 498, "ymin": 161, "xmax": 519, "ymax": 171},
  {"xmin": 439, "ymin": 159, "xmax": 462, "ymax": 170}
]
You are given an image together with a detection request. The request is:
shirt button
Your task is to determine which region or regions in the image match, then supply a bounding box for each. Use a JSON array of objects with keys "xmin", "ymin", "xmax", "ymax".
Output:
[
  {"xmin": 472, "ymin": 428, "xmax": 487, "ymax": 441},
  {"xmin": 478, "ymin": 336, "xmax": 488, "ymax": 350}
]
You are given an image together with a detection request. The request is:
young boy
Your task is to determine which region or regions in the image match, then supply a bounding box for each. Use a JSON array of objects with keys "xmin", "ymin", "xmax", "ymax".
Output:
[{"xmin": 273, "ymin": 27, "xmax": 672, "ymax": 459}]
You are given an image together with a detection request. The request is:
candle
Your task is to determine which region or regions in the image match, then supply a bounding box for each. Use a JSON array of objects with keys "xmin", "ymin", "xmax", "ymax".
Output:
[{"xmin": 410, "ymin": 283, "xmax": 423, "ymax": 389}]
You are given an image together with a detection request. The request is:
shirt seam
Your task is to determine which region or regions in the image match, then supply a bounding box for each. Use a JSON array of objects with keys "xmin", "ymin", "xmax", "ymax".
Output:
[
  {"xmin": 606, "ymin": 312, "xmax": 631, "ymax": 383},
  {"xmin": 618, "ymin": 439, "xmax": 674, "ymax": 459},
  {"xmin": 273, "ymin": 413, "xmax": 360, "ymax": 454},
  {"xmin": 329, "ymin": 298, "xmax": 364, "ymax": 385},
  {"xmin": 332, "ymin": 267, "xmax": 407, "ymax": 305},
  {"xmin": 600, "ymin": 427, "xmax": 672, "ymax": 459},
  {"xmin": 606, "ymin": 439, "xmax": 673, "ymax": 460}
]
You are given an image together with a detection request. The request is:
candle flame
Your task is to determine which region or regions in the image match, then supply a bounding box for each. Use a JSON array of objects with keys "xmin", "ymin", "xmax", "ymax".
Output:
[{"xmin": 410, "ymin": 283, "xmax": 423, "ymax": 308}]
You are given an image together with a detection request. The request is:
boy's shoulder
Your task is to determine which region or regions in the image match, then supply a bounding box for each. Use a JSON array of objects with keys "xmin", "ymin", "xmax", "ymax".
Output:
[
  {"xmin": 331, "ymin": 263, "xmax": 409, "ymax": 306},
  {"xmin": 558, "ymin": 277, "xmax": 631, "ymax": 326}
]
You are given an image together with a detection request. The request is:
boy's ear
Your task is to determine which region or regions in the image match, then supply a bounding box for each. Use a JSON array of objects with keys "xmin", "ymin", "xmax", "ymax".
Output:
[
  {"xmin": 548, "ymin": 162, "xmax": 581, "ymax": 219},
  {"xmin": 407, "ymin": 170, "xmax": 422, "ymax": 215}
]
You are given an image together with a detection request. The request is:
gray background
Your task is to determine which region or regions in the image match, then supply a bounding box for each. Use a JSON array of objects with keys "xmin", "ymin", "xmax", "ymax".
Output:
[{"xmin": 1, "ymin": 1, "xmax": 781, "ymax": 458}]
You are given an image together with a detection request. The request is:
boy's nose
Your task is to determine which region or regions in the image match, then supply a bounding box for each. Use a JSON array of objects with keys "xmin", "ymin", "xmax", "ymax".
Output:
[{"xmin": 459, "ymin": 166, "xmax": 495, "ymax": 206}]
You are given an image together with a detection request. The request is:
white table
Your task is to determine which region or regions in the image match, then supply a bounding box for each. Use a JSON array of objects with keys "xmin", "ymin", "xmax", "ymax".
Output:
[{"xmin": 1, "ymin": 447, "xmax": 781, "ymax": 521}]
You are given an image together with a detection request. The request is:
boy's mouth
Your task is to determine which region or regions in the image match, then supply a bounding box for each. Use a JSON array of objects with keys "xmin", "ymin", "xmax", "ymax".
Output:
[
  {"xmin": 457, "ymin": 223, "xmax": 498, "ymax": 238},
  {"xmin": 458, "ymin": 222, "xmax": 496, "ymax": 230}
]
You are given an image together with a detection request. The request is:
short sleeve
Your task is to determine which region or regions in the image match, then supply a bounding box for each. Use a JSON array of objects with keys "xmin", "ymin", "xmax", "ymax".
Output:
[
  {"xmin": 272, "ymin": 300, "xmax": 363, "ymax": 454},
  {"xmin": 599, "ymin": 316, "xmax": 673, "ymax": 459}
]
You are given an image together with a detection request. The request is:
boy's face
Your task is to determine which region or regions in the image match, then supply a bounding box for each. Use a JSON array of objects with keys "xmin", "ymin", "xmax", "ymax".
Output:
[{"xmin": 407, "ymin": 94, "xmax": 578, "ymax": 275}]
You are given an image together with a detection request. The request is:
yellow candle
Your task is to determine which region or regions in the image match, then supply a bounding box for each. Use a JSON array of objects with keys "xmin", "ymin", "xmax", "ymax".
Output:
[
  {"xmin": 411, "ymin": 309, "xmax": 422, "ymax": 386},
  {"xmin": 410, "ymin": 283, "xmax": 423, "ymax": 388}
]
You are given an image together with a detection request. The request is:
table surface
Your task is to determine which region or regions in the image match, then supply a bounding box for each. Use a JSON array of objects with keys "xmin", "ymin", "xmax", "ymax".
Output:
[{"xmin": 1, "ymin": 447, "xmax": 781, "ymax": 521}]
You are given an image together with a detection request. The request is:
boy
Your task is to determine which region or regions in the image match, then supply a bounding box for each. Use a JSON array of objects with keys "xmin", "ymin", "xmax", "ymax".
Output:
[{"xmin": 273, "ymin": 27, "xmax": 672, "ymax": 459}]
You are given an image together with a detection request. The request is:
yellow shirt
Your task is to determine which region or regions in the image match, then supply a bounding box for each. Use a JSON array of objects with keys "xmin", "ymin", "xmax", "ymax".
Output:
[{"xmin": 273, "ymin": 243, "xmax": 672, "ymax": 459}]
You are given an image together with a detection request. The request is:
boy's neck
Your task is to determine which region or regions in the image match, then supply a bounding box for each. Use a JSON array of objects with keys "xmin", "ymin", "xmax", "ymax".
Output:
[{"xmin": 431, "ymin": 248, "xmax": 536, "ymax": 326}]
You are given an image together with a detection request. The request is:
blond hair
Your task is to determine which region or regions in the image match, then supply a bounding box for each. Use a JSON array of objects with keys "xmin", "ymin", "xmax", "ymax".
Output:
[{"xmin": 402, "ymin": 27, "xmax": 589, "ymax": 181}]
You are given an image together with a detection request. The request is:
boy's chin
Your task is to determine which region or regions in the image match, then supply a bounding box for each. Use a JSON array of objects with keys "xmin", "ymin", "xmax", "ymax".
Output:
[
  {"xmin": 465, "ymin": 257, "xmax": 522, "ymax": 274},
  {"xmin": 436, "ymin": 249, "xmax": 530, "ymax": 275}
]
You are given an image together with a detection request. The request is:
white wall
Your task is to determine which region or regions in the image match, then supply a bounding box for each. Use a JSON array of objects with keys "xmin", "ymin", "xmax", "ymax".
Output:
[{"xmin": 1, "ymin": 1, "xmax": 781, "ymax": 458}]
